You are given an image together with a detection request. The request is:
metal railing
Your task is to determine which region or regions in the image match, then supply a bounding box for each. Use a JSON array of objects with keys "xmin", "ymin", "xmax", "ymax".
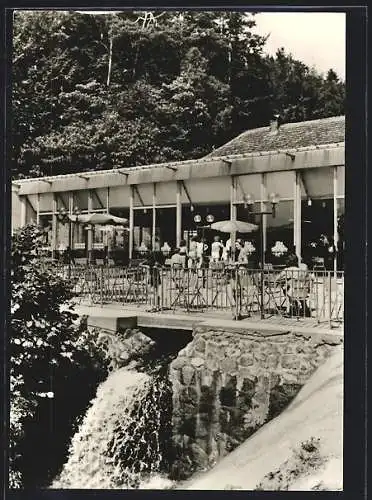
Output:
[{"xmin": 47, "ymin": 262, "xmax": 344, "ymax": 326}]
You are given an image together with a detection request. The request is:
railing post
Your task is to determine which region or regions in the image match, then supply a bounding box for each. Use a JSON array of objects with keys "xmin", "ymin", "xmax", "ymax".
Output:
[
  {"xmin": 328, "ymin": 271, "xmax": 332, "ymax": 329},
  {"xmin": 100, "ymin": 266, "xmax": 104, "ymax": 306},
  {"xmin": 235, "ymin": 266, "xmax": 239, "ymax": 320}
]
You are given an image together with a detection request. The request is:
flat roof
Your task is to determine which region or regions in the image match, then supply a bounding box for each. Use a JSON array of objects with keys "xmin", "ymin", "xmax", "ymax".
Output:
[{"xmin": 12, "ymin": 115, "xmax": 345, "ymax": 190}]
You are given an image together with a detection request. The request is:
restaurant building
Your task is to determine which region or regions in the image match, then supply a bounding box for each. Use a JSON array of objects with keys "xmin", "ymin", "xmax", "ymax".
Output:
[{"xmin": 11, "ymin": 115, "xmax": 345, "ymax": 270}]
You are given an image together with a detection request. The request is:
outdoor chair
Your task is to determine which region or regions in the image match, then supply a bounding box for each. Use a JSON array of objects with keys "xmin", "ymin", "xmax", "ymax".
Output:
[
  {"xmin": 261, "ymin": 268, "xmax": 288, "ymax": 315},
  {"xmin": 169, "ymin": 264, "xmax": 189, "ymax": 309},
  {"xmin": 312, "ymin": 256, "xmax": 326, "ymax": 273},
  {"xmin": 277, "ymin": 270, "xmax": 312, "ymax": 318}
]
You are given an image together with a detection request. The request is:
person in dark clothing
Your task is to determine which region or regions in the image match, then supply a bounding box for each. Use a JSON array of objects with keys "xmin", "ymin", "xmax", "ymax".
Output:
[{"xmin": 144, "ymin": 251, "xmax": 165, "ymax": 310}]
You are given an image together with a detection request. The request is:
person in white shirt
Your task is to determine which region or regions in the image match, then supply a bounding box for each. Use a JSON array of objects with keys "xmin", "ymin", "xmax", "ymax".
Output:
[
  {"xmin": 211, "ymin": 235, "xmax": 223, "ymax": 262},
  {"xmin": 196, "ymin": 239, "xmax": 205, "ymax": 269},
  {"xmin": 225, "ymin": 238, "xmax": 231, "ymax": 253},
  {"xmin": 188, "ymin": 236, "xmax": 199, "ymax": 269},
  {"xmin": 170, "ymin": 248, "xmax": 185, "ymax": 268}
]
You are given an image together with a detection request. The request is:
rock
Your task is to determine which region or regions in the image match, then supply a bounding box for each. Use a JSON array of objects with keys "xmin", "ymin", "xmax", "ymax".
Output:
[
  {"xmin": 195, "ymin": 414, "xmax": 210, "ymax": 438},
  {"xmin": 221, "ymin": 357, "xmax": 237, "ymax": 373},
  {"xmin": 193, "ymin": 326, "xmax": 206, "ymax": 336},
  {"xmin": 281, "ymin": 354, "xmax": 298, "ymax": 370},
  {"xmin": 205, "ymin": 354, "xmax": 222, "ymax": 372},
  {"xmin": 193, "ymin": 338, "xmax": 206, "ymax": 354},
  {"xmin": 171, "ymin": 357, "xmax": 187, "ymax": 370},
  {"xmin": 191, "ymin": 357, "xmax": 205, "ymax": 368},
  {"xmin": 190, "ymin": 443, "xmax": 209, "ymax": 470},
  {"xmin": 182, "ymin": 365, "xmax": 196, "ymax": 385},
  {"xmin": 208, "ymin": 437, "xmax": 219, "ymax": 466},
  {"xmin": 240, "ymin": 354, "xmax": 254, "ymax": 367}
]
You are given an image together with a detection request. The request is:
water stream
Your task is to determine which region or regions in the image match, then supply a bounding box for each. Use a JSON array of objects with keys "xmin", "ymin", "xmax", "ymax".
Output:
[{"xmin": 52, "ymin": 367, "xmax": 172, "ymax": 489}]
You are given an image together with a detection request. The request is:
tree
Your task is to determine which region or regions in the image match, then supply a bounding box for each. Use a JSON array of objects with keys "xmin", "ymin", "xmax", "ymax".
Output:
[
  {"xmin": 263, "ymin": 48, "xmax": 345, "ymax": 123},
  {"xmin": 12, "ymin": 11, "xmax": 345, "ymax": 180},
  {"xmin": 10, "ymin": 224, "xmax": 107, "ymax": 486},
  {"xmin": 159, "ymin": 47, "xmax": 232, "ymax": 158}
]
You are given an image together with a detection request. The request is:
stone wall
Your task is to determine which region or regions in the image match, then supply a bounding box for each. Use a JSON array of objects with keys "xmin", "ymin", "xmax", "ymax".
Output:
[{"xmin": 169, "ymin": 325, "xmax": 342, "ymax": 480}]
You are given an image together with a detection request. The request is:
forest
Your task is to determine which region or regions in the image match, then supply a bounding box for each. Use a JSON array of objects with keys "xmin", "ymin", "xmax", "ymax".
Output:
[{"xmin": 12, "ymin": 10, "xmax": 345, "ymax": 179}]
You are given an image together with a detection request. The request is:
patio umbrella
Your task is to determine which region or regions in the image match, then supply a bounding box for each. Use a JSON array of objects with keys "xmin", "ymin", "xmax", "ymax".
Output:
[
  {"xmin": 210, "ymin": 219, "xmax": 258, "ymax": 233},
  {"xmin": 68, "ymin": 213, "xmax": 128, "ymax": 225}
]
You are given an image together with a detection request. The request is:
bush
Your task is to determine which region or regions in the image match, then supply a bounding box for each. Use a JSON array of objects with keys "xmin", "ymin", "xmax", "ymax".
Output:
[{"xmin": 10, "ymin": 224, "xmax": 108, "ymax": 487}]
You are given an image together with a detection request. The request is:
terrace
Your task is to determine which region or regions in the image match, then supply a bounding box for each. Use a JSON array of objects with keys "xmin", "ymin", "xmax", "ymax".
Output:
[{"xmin": 52, "ymin": 262, "xmax": 344, "ymax": 330}]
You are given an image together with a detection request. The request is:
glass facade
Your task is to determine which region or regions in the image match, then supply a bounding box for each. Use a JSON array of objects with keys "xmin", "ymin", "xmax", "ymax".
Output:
[{"xmin": 16, "ymin": 159, "xmax": 345, "ymax": 269}]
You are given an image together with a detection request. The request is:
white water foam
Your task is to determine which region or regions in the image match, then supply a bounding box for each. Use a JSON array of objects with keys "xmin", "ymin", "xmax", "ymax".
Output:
[{"xmin": 52, "ymin": 368, "xmax": 166, "ymax": 489}]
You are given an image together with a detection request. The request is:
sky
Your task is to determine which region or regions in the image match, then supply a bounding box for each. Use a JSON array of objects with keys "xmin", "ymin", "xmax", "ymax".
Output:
[{"xmin": 253, "ymin": 12, "xmax": 346, "ymax": 81}]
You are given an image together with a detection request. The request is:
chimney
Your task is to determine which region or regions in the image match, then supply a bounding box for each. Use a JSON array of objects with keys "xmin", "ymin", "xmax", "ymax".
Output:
[{"xmin": 269, "ymin": 114, "xmax": 281, "ymax": 133}]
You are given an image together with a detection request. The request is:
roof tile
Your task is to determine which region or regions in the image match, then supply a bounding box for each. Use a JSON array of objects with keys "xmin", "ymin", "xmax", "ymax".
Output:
[{"xmin": 204, "ymin": 115, "xmax": 345, "ymax": 158}]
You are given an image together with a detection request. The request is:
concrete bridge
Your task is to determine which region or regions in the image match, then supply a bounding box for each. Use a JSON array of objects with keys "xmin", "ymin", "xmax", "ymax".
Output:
[{"xmin": 74, "ymin": 301, "xmax": 343, "ymax": 480}]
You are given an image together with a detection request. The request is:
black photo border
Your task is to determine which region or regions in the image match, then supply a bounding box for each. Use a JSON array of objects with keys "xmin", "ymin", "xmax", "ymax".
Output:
[{"xmin": 0, "ymin": 3, "xmax": 368, "ymax": 500}]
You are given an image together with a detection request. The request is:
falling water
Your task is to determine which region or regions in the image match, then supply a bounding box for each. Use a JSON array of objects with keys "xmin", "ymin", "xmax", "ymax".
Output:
[{"xmin": 52, "ymin": 367, "xmax": 171, "ymax": 489}]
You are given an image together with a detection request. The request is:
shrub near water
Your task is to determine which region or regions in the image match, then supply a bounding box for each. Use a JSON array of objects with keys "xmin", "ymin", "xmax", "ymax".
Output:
[{"xmin": 10, "ymin": 224, "xmax": 108, "ymax": 488}]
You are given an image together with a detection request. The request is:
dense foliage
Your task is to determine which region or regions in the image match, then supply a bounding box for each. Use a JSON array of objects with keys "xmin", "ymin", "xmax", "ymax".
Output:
[
  {"xmin": 12, "ymin": 11, "xmax": 345, "ymax": 179},
  {"xmin": 10, "ymin": 224, "xmax": 108, "ymax": 487}
]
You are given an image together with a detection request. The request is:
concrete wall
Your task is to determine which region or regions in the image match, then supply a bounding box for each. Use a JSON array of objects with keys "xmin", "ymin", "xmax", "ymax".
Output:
[{"xmin": 169, "ymin": 325, "xmax": 342, "ymax": 479}]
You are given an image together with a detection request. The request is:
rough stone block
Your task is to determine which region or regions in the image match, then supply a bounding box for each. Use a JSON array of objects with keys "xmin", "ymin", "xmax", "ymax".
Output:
[
  {"xmin": 206, "ymin": 341, "xmax": 222, "ymax": 356},
  {"xmin": 240, "ymin": 354, "xmax": 254, "ymax": 367},
  {"xmin": 253, "ymin": 350, "xmax": 267, "ymax": 362},
  {"xmin": 182, "ymin": 365, "xmax": 196, "ymax": 385},
  {"xmin": 179, "ymin": 415, "xmax": 197, "ymax": 438},
  {"xmin": 265, "ymin": 353, "xmax": 280, "ymax": 369},
  {"xmin": 267, "ymin": 382, "xmax": 302, "ymax": 421},
  {"xmin": 170, "ymin": 356, "xmax": 188, "ymax": 370},
  {"xmin": 193, "ymin": 325, "xmax": 204, "ymax": 335},
  {"xmin": 219, "ymin": 386, "xmax": 236, "ymax": 408},
  {"xmin": 199, "ymin": 385, "xmax": 215, "ymax": 413},
  {"xmin": 200, "ymin": 371, "xmax": 213, "ymax": 387},
  {"xmin": 204, "ymin": 354, "xmax": 222, "ymax": 372},
  {"xmin": 237, "ymin": 366, "xmax": 256, "ymax": 380},
  {"xmin": 195, "ymin": 414, "xmax": 210, "ymax": 438},
  {"xmin": 281, "ymin": 354, "xmax": 299, "ymax": 370},
  {"xmin": 221, "ymin": 357, "xmax": 238, "ymax": 373},
  {"xmin": 207, "ymin": 436, "xmax": 219, "ymax": 465},
  {"xmin": 283, "ymin": 343, "xmax": 297, "ymax": 354},
  {"xmin": 193, "ymin": 338, "xmax": 206, "ymax": 354},
  {"xmin": 191, "ymin": 356, "xmax": 205, "ymax": 368},
  {"xmin": 190, "ymin": 443, "xmax": 209, "ymax": 470}
]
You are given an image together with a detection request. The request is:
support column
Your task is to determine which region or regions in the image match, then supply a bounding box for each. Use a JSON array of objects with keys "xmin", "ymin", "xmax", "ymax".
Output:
[
  {"xmin": 230, "ymin": 176, "xmax": 237, "ymax": 258},
  {"xmin": 333, "ymin": 166, "xmax": 338, "ymax": 275},
  {"xmin": 260, "ymin": 173, "xmax": 267, "ymax": 252},
  {"xmin": 36, "ymin": 193, "xmax": 40, "ymax": 225},
  {"xmin": 106, "ymin": 187, "xmax": 110, "ymax": 214},
  {"xmin": 293, "ymin": 171, "xmax": 297, "ymax": 251},
  {"xmin": 68, "ymin": 192, "xmax": 74, "ymax": 250},
  {"xmin": 52, "ymin": 194, "xmax": 57, "ymax": 259},
  {"xmin": 294, "ymin": 171, "xmax": 302, "ymax": 261},
  {"xmin": 152, "ymin": 183, "xmax": 157, "ymax": 250},
  {"xmin": 87, "ymin": 190, "xmax": 93, "ymax": 262},
  {"xmin": 20, "ymin": 195, "xmax": 26, "ymax": 227},
  {"xmin": 176, "ymin": 181, "xmax": 182, "ymax": 247},
  {"xmin": 129, "ymin": 186, "xmax": 134, "ymax": 260}
]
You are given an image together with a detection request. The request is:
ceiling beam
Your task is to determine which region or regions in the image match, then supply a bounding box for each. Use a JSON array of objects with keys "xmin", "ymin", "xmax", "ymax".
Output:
[{"xmin": 133, "ymin": 185, "xmax": 145, "ymax": 207}]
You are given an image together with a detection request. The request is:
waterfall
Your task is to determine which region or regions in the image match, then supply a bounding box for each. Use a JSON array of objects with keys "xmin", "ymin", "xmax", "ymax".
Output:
[{"xmin": 52, "ymin": 367, "xmax": 170, "ymax": 489}]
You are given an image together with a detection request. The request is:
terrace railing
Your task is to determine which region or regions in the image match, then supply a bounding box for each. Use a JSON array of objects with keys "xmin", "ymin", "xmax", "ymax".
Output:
[{"xmin": 48, "ymin": 262, "xmax": 344, "ymax": 326}]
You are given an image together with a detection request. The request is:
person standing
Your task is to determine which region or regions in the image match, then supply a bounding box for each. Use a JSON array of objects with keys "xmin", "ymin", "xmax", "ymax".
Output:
[
  {"xmin": 211, "ymin": 235, "xmax": 223, "ymax": 262},
  {"xmin": 188, "ymin": 236, "xmax": 199, "ymax": 269},
  {"xmin": 225, "ymin": 237, "xmax": 232, "ymax": 261}
]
